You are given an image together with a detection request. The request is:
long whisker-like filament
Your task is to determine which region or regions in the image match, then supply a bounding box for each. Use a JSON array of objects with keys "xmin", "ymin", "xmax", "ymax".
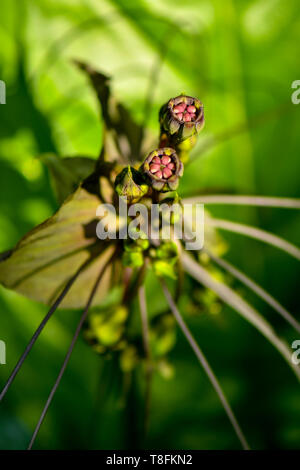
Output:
[
  {"xmin": 0, "ymin": 250, "xmax": 12, "ymax": 261},
  {"xmin": 29, "ymin": 14, "xmax": 120, "ymax": 83},
  {"xmin": 204, "ymin": 248, "xmax": 300, "ymax": 334},
  {"xmin": 0, "ymin": 258, "xmax": 92, "ymax": 403},
  {"xmin": 138, "ymin": 285, "xmax": 152, "ymax": 438},
  {"xmin": 27, "ymin": 250, "xmax": 116, "ymax": 450},
  {"xmin": 160, "ymin": 279, "xmax": 250, "ymax": 450},
  {"xmin": 183, "ymin": 195, "xmax": 300, "ymax": 209},
  {"xmin": 138, "ymin": 285, "xmax": 151, "ymax": 363},
  {"xmin": 182, "ymin": 252, "xmax": 300, "ymax": 381},
  {"xmin": 207, "ymin": 218, "xmax": 300, "ymax": 261}
]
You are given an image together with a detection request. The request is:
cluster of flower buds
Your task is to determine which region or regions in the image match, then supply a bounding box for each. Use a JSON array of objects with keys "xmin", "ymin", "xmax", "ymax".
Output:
[
  {"xmin": 142, "ymin": 147, "xmax": 183, "ymax": 192},
  {"xmin": 159, "ymin": 95, "xmax": 204, "ymax": 142}
]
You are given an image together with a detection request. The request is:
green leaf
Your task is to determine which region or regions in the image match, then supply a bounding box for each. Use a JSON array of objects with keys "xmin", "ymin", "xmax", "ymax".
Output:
[
  {"xmin": 40, "ymin": 153, "xmax": 96, "ymax": 203},
  {"xmin": 0, "ymin": 185, "xmax": 119, "ymax": 308}
]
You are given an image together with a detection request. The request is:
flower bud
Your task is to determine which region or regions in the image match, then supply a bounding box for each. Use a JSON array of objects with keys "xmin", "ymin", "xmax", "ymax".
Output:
[
  {"xmin": 159, "ymin": 95, "xmax": 204, "ymax": 142},
  {"xmin": 142, "ymin": 148, "xmax": 183, "ymax": 192},
  {"xmin": 114, "ymin": 166, "xmax": 149, "ymax": 204},
  {"xmin": 122, "ymin": 251, "xmax": 144, "ymax": 268},
  {"xmin": 120, "ymin": 345, "xmax": 139, "ymax": 373}
]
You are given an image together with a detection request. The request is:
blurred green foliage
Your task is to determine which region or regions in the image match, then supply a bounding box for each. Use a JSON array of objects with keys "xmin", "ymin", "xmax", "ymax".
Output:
[{"xmin": 0, "ymin": 0, "xmax": 299, "ymax": 450}]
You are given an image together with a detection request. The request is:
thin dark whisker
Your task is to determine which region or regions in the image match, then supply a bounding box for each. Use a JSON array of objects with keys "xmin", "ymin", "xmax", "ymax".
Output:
[
  {"xmin": 182, "ymin": 252, "xmax": 300, "ymax": 381},
  {"xmin": 86, "ymin": 359, "xmax": 113, "ymax": 447},
  {"xmin": 0, "ymin": 258, "xmax": 92, "ymax": 403},
  {"xmin": 182, "ymin": 195, "xmax": 300, "ymax": 209},
  {"xmin": 188, "ymin": 101, "xmax": 294, "ymax": 165},
  {"xmin": 160, "ymin": 279, "xmax": 250, "ymax": 450},
  {"xmin": 142, "ymin": 42, "xmax": 168, "ymax": 126},
  {"xmin": 27, "ymin": 250, "xmax": 117, "ymax": 450}
]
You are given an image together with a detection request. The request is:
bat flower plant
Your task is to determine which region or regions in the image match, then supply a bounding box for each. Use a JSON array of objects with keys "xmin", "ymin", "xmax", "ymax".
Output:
[{"xmin": 0, "ymin": 61, "xmax": 300, "ymax": 451}]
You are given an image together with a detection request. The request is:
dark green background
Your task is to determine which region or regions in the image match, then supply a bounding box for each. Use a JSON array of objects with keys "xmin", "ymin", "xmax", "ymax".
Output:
[{"xmin": 0, "ymin": 0, "xmax": 299, "ymax": 449}]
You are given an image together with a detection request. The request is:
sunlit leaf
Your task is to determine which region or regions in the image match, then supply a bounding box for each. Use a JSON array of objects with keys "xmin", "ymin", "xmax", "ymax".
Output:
[{"xmin": 207, "ymin": 218, "xmax": 300, "ymax": 261}]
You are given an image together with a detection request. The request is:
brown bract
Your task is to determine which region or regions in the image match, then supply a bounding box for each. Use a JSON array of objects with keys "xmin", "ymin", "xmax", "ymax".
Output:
[{"xmin": 160, "ymin": 95, "xmax": 205, "ymax": 141}]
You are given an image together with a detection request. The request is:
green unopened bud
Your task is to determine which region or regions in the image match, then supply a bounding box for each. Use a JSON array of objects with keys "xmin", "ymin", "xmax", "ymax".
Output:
[
  {"xmin": 160, "ymin": 201, "xmax": 182, "ymax": 225},
  {"xmin": 114, "ymin": 166, "xmax": 149, "ymax": 204},
  {"xmin": 122, "ymin": 250, "xmax": 144, "ymax": 268},
  {"xmin": 159, "ymin": 95, "xmax": 204, "ymax": 143},
  {"xmin": 151, "ymin": 241, "xmax": 179, "ymax": 279},
  {"xmin": 142, "ymin": 148, "xmax": 183, "ymax": 192}
]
